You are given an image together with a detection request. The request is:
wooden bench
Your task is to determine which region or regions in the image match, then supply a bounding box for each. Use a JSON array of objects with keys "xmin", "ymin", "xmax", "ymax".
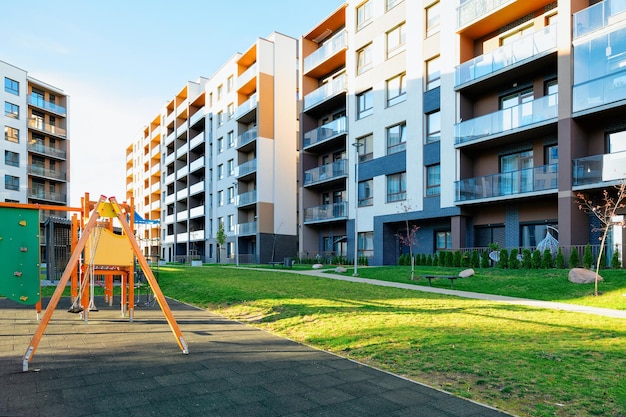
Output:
[{"xmin": 419, "ymin": 274, "xmax": 460, "ymax": 289}]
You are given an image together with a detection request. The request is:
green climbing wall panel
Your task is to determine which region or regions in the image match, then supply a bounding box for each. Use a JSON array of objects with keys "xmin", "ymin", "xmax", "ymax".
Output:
[{"xmin": 0, "ymin": 207, "xmax": 40, "ymax": 305}]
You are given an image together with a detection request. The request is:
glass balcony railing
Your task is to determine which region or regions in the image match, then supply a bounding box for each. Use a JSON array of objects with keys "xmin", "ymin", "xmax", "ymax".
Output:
[
  {"xmin": 28, "ymin": 95, "xmax": 67, "ymax": 115},
  {"xmin": 236, "ymin": 190, "xmax": 257, "ymax": 206},
  {"xmin": 235, "ymin": 93, "xmax": 257, "ymax": 119},
  {"xmin": 27, "ymin": 188, "xmax": 67, "ymax": 203},
  {"xmin": 455, "ymin": 164, "xmax": 558, "ymax": 202},
  {"xmin": 238, "ymin": 221, "xmax": 257, "ymax": 236},
  {"xmin": 573, "ymin": 151, "xmax": 626, "ymax": 185},
  {"xmin": 237, "ymin": 127, "xmax": 258, "ymax": 148},
  {"xmin": 28, "ymin": 165, "xmax": 67, "ymax": 181},
  {"xmin": 456, "ymin": 24, "xmax": 557, "ymax": 86},
  {"xmin": 573, "ymin": 0, "xmax": 626, "ymax": 39},
  {"xmin": 303, "ymin": 202, "xmax": 348, "ymax": 223},
  {"xmin": 303, "ymin": 160, "xmax": 347, "ymax": 186},
  {"xmin": 27, "ymin": 143, "xmax": 67, "ymax": 159},
  {"xmin": 236, "ymin": 159, "xmax": 257, "ymax": 177},
  {"xmin": 28, "ymin": 119, "xmax": 67, "ymax": 137},
  {"xmin": 303, "ymin": 73, "xmax": 347, "ymax": 110},
  {"xmin": 303, "ymin": 30, "xmax": 347, "ymax": 74},
  {"xmin": 573, "ymin": 69, "xmax": 626, "ymax": 112},
  {"xmin": 303, "ymin": 116, "xmax": 347, "ymax": 148},
  {"xmin": 455, "ymin": 94, "xmax": 558, "ymax": 146},
  {"xmin": 457, "ymin": 0, "xmax": 510, "ymax": 28}
]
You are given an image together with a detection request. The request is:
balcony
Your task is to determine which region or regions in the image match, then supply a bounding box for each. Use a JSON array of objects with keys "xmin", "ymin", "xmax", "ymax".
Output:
[
  {"xmin": 189, "ymin": 108, "xmax": 204, "ymax": 127},
  {"xmin": 303, "ymin": 116, "xmax": 347, "ymax": 150},
  {"xmin": 177, "ymin": 210, "xmax": 189, "ymax": 222},
  {"xmin": 238, "ymin": 63, "xmax": 257, "ymax": 95},
  {"xmin": 235, "ymin": 159, "xmax": 257, "ymax": 179},
  {"xmin": 189, "ymin": 229, "xmax": 205, "ymax": 241},
  {"xmin": 27, "ymin": 143, "xmax": 66, "ymax": 159},
  {"xmin": 189, "ymin": 180, "xmax": 205, "ymax": 195},
  {"xmin": 235, "ymin": 93, "xmax": 257, "ymax": 121},
  {"xmin": 455, "ymin": 164, "xmax": 558, "ymax": 203},
  {"xmin": 237, "ymin": 127, "xmax": 258, "ymax": 150},
  {"xmin": 28, "ymin": 165, "xmax": 67, "ymax": 181},
  {"xmin": 189, "ymin": 206, "xmax": 204, "ymax": 218},
  {"xmin": 238, "ymin": 221, "xmax": 257, "ymax": 236},
  {"xmin": 456, "ymin": 0, "xmax": 510, "ymax": 29},
  {"xmin": 27, "ymin": 189, "xmax": 66, "ymax": 203},
  {"xmin": 303, "ymin": 30, "xmax": 347, "ymax": 77},
  {"xmin": 303, "ymin": 73, "xmax": 347, "ymax": 111},
  {"xmin": 190, "ymin": 156, "xmax": 205, "ymax": 173},
  {"xmin": 303, "ymin": 160, "xmax": 347, "ymax": 187},
  {"xmin": 236, "ymin": 190, "xmax": 257, "ymax": 207},
  {"xmin": 27, "ymin": 119, "xmax": 66, "ymax": 138},
  {"xmin": 574, "ymin": 0, "xmax": 626, "ymax": 39},
  {"xmin": 573, "ymin": 68, "xmax": 626, "ymax": 113},
  {"xmin": 28, "ymin": 95, "xmax": 67, "ymax": 116},
  {"xmin": 303, "ymin": 202, "xmax": 348, "ymax": 224},
  {"xmin": 456, "ymin": 24, "xmax": 557, "ymax": 87},
  {"xmin": 573, "ymin": 151, "xmax": 626, "ymax": 187},
  {"xmin": 455, "ymin": 94, "xmax": 557, "ymax": 146}
]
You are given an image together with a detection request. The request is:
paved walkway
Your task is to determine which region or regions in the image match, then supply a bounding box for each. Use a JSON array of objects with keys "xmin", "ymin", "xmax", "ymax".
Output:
[{"xmin": 0, "ymin": 296, "xmax": 513, "ymax": 417}]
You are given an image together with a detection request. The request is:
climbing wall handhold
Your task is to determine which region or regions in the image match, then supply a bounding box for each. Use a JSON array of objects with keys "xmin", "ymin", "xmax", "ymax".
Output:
[
  {"xmin": 19, "ymin": 220, "xmax": 27, "ymax": 226},
  {"xmin": 14, "ymin": 271, "xmax": 23, "ymax": 277},
  {"xmin": 20, "ymin": 247, "xmax": 28, "ymax": 252}
]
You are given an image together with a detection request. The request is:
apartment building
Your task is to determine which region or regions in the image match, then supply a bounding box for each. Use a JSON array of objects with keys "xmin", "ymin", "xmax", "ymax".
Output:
[
  {"xmin": 2, "ymin": 60, "xmax": 70, "ymax": 258},
  {"xmin": 126, "ymin": 32, "xmax": 299, "ymax": 264},
  {"xmin": 299, "ymin": 0, "xmax": 625, "ymax": 266}
]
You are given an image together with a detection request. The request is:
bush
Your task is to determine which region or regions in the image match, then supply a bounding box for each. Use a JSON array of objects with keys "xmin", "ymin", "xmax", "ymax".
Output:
[
  {"xmin": 427, "ymin": 254, "xmax": 433, "ymax": 266},
  {"xmin": 445, "ymin": 251, "xmax": 454, "ymax": 267},
  {"xmin": 497, "ymin": 249, "xmax": 509, "ymax": 269},
  {"xmin": 532, "ymin": 250, "xmax": 542, "ymax": 269},
  {"xmin": 509, "ymin": 249, "xmax": 520, "ymax": 269},
  {"xmin": 397, "ymin": 254, "xmax": 404, "ymax": 266},
  {"xmin": 453, "ymin": 251, "xmax": 462, "ymax": 267},
  {"xmin": 555, "ymin": 247, "xmax": 565, "ymax": 269},
  {"xmin": 480, "ymin": 250, "xmax": 490, "ymax": 268},
  {"xmin": 521, "ymin": 249, "xmax": 532, "ymax": 269},
  {"xmin": 583, "ymin": 244, "xmax": 594, "ymax": 269},
  {"xmin": 611, "ymin": 249, "xmax": 621, "ymax": 269},
  {"xmin": 438, "ymin": 252, "xmax": 446, "ymax": 267},
  {"xmin": 569, "ymin": 248, "xmax": 580, "ymax": 268},
  {"xmin": 471, "ymin": 250, "xmax": 480, "ymax": 268},
  {"xmin": 541, "ymin": 249, "xmax": 554, "ymax": 269}
]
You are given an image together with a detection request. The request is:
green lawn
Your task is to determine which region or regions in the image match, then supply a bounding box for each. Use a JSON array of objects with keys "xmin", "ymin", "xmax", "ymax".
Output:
[{"xmin": 155, "ymin": 265, "xmax": 626, "ymax": 417}]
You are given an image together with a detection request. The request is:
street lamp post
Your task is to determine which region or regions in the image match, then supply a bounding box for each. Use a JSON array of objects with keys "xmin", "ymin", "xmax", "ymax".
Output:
[
  {"xmin": 352, "ymin": 142, "xmax": 363, "ymax": 277},
  {"xmin": 233, "ymin": 182, "xmax": 239, "ymax": 267}
]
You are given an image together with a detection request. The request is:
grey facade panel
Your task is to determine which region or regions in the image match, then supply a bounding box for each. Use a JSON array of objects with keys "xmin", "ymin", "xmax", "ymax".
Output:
[{"xmin": 358, "ymin": 151, "xmax": 406, "ymax": 181}]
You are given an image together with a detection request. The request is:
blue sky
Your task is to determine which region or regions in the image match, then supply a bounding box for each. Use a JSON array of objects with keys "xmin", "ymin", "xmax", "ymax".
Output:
[{"xmin": 2, "ymin": 0, "xmax": 342, "ymax": 206}]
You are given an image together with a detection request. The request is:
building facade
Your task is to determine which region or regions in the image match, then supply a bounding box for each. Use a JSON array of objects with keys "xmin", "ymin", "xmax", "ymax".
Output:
[{"xmin": 2, "ymin": 60, "xmax": 71, "ymax": 259}]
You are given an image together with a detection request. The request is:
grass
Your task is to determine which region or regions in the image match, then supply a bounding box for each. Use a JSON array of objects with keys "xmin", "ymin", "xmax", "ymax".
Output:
[{"xmin": 155, "ymin": 265, "xmax": 626, "ymax": 417}]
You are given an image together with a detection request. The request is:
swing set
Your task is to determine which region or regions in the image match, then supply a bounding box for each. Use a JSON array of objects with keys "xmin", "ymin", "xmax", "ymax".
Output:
[{"xmin": 0, "ymin": 193, "xmax": 188, "ymax": 372}]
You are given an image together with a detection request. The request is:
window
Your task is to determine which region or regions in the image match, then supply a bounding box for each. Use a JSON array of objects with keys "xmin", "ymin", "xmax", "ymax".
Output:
[
  {"xmin": 426, "ymin": 1, "xmax": 440, "ymax": 37},
  {"xmin": 4, "ymin": 127, "xmax": 19, "ymax": 143},
  {"xmin": 608, "ymin": 130, "xmax": 626, "ymax": 153},
  {"xmin": 426, "ymin": 56, "xmax": 440, "ymax": 90},
  {"xmin": 386, "ymin": 0, "xmax": 402, "ymax": 11},
  {"xmin": 357, "ymin": 89, "xmax": 373, "ymax": 119},
  {"xmin": 228, "ymin": 214, "xmax": 234, "ymax": 232},
  {"xmin": 520, "ymin": 222, "xmax": 557, "ymax": 247},
  {"xmin": 217, "ymin": 84, "xmax": 223, "ymax": 100},
  {"xmin": 356, "ymin": 134, "xmax": 373, "ymax": 162},
  {"xmin": 227, "ymin": 76, "xmax": 234, "ymax": 92},
  {"xmin": 387, "ymin": 122, "xmax": 406, "ymax": 154},
  {"xmin": 228, "ymin": 186, "xmax": 235, "ymax": 204},
  {"xmin": 217, "ymin": 111, "xmax": 223, "ymax": 126},
  {"xmin": 227, "ymin": 103, "xmax": 234, "ymax": 119},
  {"xmin": 4, "ymin": 175, "xmax": 19, "ymax": 191},
  {"xmin": 228, "ymin": 131, "xmax": 234, "ymax": 148},
  {"xmin": 358, "ymin": 231, "xmax": 374, "ymax": 258},
  {"xmin": 501, "ymin": 150, "xmax": 533, "ymax": 194},
  {"xmin": 386, "ymin": 73, "xmax": 406, "ymax": 106},
  {"xmin": 545, "ymin": 144, "xmax": 558, "ymax": 165},
  {"xmin": 217, "ymin": 137, "xmax": 224, "ymax": 153},
  {"xmin": 4, "ymin": 102, "xmax": 19, "ymax": 119},
  {"xmin": 426, "ymin": 164, "xmax": 440, "ymax": 196},
  {"xmin": 386, "ymin": 23, "xmax": 406, "ymax": 58},
  {"xmin": 426, "ymin": 111, "xmax": 440, "ymax": 143},
  {"xmin": 4, "ymin": 78, "xmax": 19, "ymax": 95},
  {"xmin": 546, "ymin": 79, "xmax": 558, "ymax": 107},
  {"xmin": 358, "ymin": 179, "xmax": 373, "ymax": 207},
  {"xmin": 356, "ymin": 1, "xmax": 372, "ymax": 30},
  {"xmin": 357, "ymin": 44, "xmax": 373, "ymax": 74},
  {"xmin": 218, "ymin": 164, "xmax": 224, "ymax": 179},
  {"xmin": 227, "ymin": 159, "xmax": 234, "ymax": 176},
  {"xmin": 4, "ymin": 150, "xmax": 19, "ymax": 167},
  {"xmin": 435, "ymin": 230, "xmax": 452, "ymax": 251},
  {"xmin": 218, "ymin": 190, "xmax": 224, "ymax": 206},
  {"xmin": 387, "ymin": 172, "xmax": 406, "ymax": 202}
]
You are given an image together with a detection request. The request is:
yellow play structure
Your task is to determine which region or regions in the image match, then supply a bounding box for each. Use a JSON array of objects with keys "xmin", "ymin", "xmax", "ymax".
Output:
[{"xmin": 0, "ymin": 193, "xmax": 189, "ymax": 372}]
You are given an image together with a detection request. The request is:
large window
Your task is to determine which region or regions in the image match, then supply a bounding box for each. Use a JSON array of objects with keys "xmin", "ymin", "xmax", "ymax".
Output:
[
  {"xmin": 4, "ymin": 175, "xmax": 19, "ymax": 191},
  {"xmin": 4, "ymin": 150, "xmax": 19, "ymax": 167},
  {"xmin": 435, "ymin": 230, "xmax": 452, "ymax": 251},
  {"xmin": 426, "ymin": 1, "xmax": 440, "ymax": 37},
  {"xmin": 356, "ymin": 1, "xmax": 372, "ymax": 30},
  {"xmin": 357, "ymin": 44, "xmax": 373, "ymax": 74},
  {"xmin": 501, "ymin": 150, "xmax": 533, "ymax": 194},
  {"xmin": 386, "ymin": 73, "xmax": 406, "ymax": 107},
  {"xmin": 426, "ymin": 164, "xmax": 440, "ymax": 196},
  {"xmin": 426, "ymin": 56, "xmax": 441, "ymax": 90},
  {"xmin": 357, "ymin": 89, "xmax": 373, "ymax": 119},
  {"xmin": 356, "ymin": 134, "xmax": 373, "ymax": 162},
  {"xmin": 4, "ymin": 126, "xmax": 19, "ymax": 143},
  {"xmin": 386, "ymin": 23, "xmax": 406, "ymax": 58},
  {"xmin": 4, "ymin": 77, "xmax": 19, "ymax": 95},
  {"xmin": 4, "ymin": 102, "xmax": 19, "ymax": 119},
  {"xmin": 358, "ymin": 179, "xmax": 373, "ymax": 207},
  {"xmin": 358, "ymin": 231, "xmax": 374, "ymax": 258},
  {"xmin": 426, "ymin": 111, "xmax": 440, "ymax": 143},
  {"xmin": 386, "ymin": 122, "xmax": 406, "ymax": 154},
  {"xmin": 520, "ymin": 222, "xmax": 557, "ymax": 247},
  {"xmin": 387, "ymin": 172, "xmax": 406, "ymax": 202}
]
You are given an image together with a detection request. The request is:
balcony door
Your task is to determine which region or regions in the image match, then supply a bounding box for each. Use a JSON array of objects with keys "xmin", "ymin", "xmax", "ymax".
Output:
[
  {"xmin": 501, "ymin": 88, "xmax": 533, "ymax": 130},
  {"xmin": 501, "ymin": 150, "xmax": 533, "ymax": 195}
]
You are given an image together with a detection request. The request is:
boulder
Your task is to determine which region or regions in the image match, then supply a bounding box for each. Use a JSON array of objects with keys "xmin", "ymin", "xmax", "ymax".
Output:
[
  {"xmin": 335, "ymin": 266, "xmax": 347, "ymax": 273},
  {"xmin": 459, "ymin": 268, "xmax": 475, "ymax": 278},
  {"xmin": 312, "ymin": 263, "xmax": 324, "ymax": 269},
  {"xmin": 568, "ymin": 268, "xmax": 603, "ymax": 284}
]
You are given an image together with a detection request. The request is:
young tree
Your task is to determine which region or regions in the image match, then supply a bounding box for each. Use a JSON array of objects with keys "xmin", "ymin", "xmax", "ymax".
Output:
[
  {"xmin": 216, "ymin": 220, "xmax": 227, "ymax": 264},
  {"xmin": 396, "ymin": 203, "xmax": 420, "ymax": 280},
  {"xmin": 576, "ymin": 182, "xmax": 626, "ymax": 296}
]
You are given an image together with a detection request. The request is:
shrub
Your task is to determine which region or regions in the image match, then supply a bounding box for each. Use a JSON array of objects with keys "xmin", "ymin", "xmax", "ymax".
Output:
[
  {"xmin": 521, "ymin": 249, "xmax": 532, "ymax": 269},
  {"xmin": 445, "ymin": 251, "xmax": 454, "ymax": 267},
  {"xmin": 541, "ymin": 249, "xmax": 554, "ymax": 269},
  {"xmin": 453, "ymin": 250, "xmax": 462, "ymax": 267},
  {"xmin": 599, "ymin": 250, "xmax": 607, "ymax": 270},
  {"xmin": 438, "ymin": 252, "xmax": 446, "ymax": 267},
  {"xmin": 427, "ymin": 254, "xmax": 433, "ymax": 266},
  {"xmin": 471, "ymin": 250, "xmax": 480, "ymax": 268},
  {"xmin": 583, "ymin": 244, "xmax": 594, "ymax": 269},
  {"xmin": 480, "ymin": 250, "xmax": 490, "ymax": 268},
  {"xmin": 569, "ymin": 248, "xmax": 580, "ymax": 268},
  {"xmin": 509, "ymin": 248, "xmax": 520, "ymax": 269},
  {"xmin": 532, "ymin": 250, "xmax": 542, "ymax": 269},
  {"xmin": 397, "ymin": 254, "xmax": 405, "ymax": 266},
  {"xmin": 611, "ymin": 249, "xmax": 621, "ymax": 269},
  {"xmin": 555, "ymin": 247, "xmax": 565, "ymax": 269}
]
